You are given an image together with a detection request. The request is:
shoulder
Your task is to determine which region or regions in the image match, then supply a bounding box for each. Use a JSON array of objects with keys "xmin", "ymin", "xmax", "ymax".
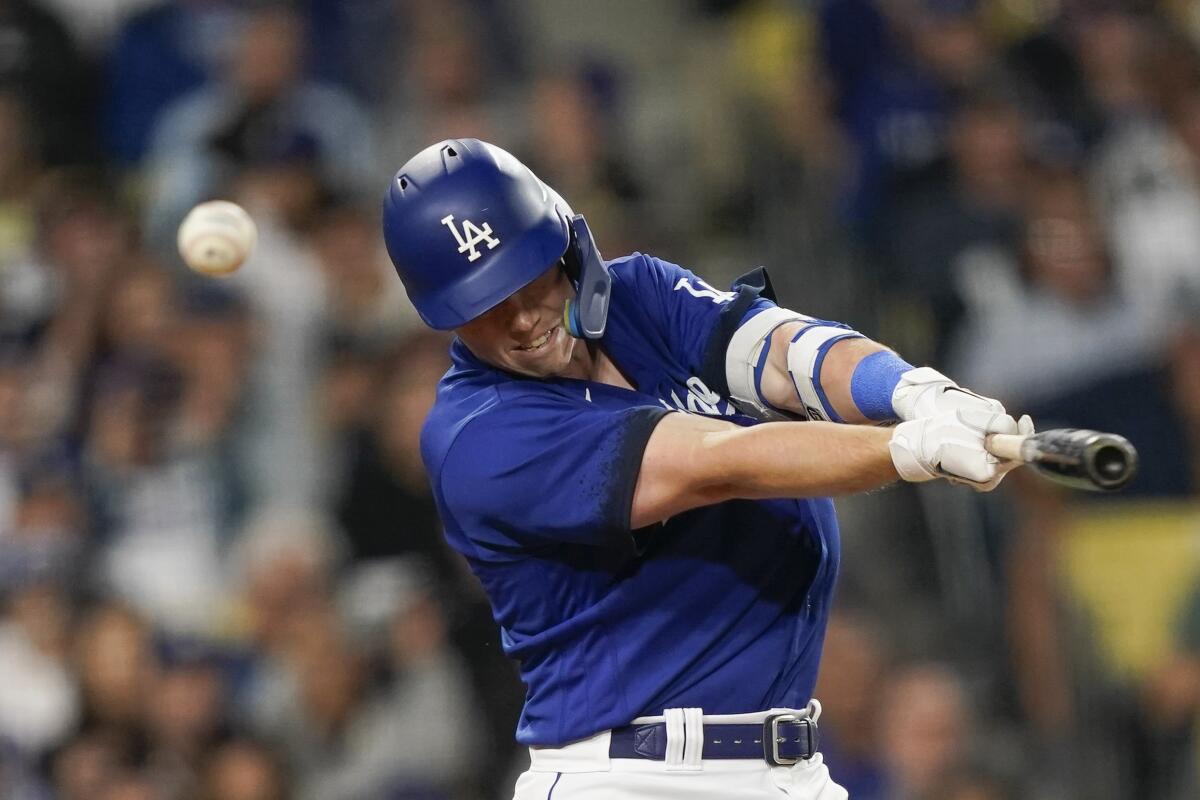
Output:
[
  {"xmin": 606, "ymin": 251, "xmax": 650, "ymax": 288},
  {"xmin": 608, "ymin": 251, "xmax": 686, "ymax": 287},
  {"xmin": 419, "ymin": 378, "xmax": 496, "ymax": 482},
  {"xmin": 608, "ymin": 252, "xmax": 732, "ymax": 316},
  {"xmin": 419, "ymin": 366, "xmax": 586, "ymax": 482},
  {"xmin": 610, "ymin": 252, "xmax": 737, "ymax": 301}
]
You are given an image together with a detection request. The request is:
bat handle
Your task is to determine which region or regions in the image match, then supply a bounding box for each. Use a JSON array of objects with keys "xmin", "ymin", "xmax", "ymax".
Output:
[{"xmin": 985, "ymin": 433, "xmax": 1029, "ymax": 462}]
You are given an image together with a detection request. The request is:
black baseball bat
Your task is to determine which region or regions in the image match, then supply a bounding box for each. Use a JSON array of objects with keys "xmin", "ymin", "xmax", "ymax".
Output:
[{"xmin": 985, "ymin": 428, "xmax": 1139, "ymax": 492}]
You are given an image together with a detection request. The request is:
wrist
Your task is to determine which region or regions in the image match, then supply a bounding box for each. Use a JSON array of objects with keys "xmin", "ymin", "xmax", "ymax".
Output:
[
  {"xmin": 850, "ymin": 350, "xmax": 914, "ymax": 421},
  {"xmin": 888, "ymin": 418, "xmax": 939, "ymax": 482},
  {"xmin": 891, "ymin": 367, "xmax": 959, "ymax": 422}
]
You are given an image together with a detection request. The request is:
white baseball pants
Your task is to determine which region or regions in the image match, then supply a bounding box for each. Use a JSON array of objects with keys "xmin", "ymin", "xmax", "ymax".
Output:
[{"xmin": 511, "ymin": 706, "xmax": 849, "ymax": 800}]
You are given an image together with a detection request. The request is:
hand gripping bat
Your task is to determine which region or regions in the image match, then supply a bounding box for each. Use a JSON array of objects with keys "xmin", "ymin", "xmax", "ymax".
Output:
[{"xmin": 985, "ymin": 428, "xmax": 1139, "ymax": 492}]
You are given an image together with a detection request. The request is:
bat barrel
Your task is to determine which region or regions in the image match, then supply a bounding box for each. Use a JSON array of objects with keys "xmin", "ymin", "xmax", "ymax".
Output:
[
  {"xmin": 1024, "ymin": 429, "xmax": 1139, "ymax": 492},
  {"xmin": 1083, "ymin": 434, "xmax": 1138, "ymax": 491},
  {"xmin": 985, "ymin": 429, "xmax": 1139, "ymax": 491}
]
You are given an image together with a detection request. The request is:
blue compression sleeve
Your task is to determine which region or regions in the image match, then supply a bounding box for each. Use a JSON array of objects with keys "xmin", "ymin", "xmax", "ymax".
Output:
[{"xmin": 850, "ymin": 350, "xmax": 914, "ymax": 421}]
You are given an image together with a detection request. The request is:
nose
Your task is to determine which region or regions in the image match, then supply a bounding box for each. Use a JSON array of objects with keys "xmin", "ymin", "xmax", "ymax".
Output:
[{"xmin": 501, "ymin": 297, "xmax": 538, "ymax": 336}]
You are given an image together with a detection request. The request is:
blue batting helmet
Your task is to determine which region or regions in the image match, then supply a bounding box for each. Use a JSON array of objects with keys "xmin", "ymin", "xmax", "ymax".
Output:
[{"xmin": 382, "ymin": 139, "xmax": 610, "ymax": 338}]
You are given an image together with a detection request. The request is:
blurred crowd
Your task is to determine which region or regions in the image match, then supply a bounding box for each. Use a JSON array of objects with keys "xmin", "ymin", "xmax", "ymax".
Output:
[{"xmin": 0, "ymin": 0, "xmax": 1198, "ymax": 798}]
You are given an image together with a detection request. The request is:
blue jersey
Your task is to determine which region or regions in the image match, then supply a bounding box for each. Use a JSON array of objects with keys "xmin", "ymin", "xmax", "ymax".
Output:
[{"xmin": 420, "ymin": 253, "xmax": 841, "ymax": 746}]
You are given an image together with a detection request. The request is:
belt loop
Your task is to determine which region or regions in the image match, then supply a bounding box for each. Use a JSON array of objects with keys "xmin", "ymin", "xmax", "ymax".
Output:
[
  {"xmin": 663, "ymin": 708, "xmax": 686, "ymax": 769},
  {"xmin": 681, "ymin": 707, "xmax": 704, "ymax": 770},
  {"xmin": 807, "ymin": 698, "xmax": 823, "ymax": 723}
]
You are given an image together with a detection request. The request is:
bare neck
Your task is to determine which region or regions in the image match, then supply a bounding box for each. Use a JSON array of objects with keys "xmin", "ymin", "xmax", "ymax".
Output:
[{"xmin": 561, "ymin": 339, "xmax": 634, "ymax": 391}]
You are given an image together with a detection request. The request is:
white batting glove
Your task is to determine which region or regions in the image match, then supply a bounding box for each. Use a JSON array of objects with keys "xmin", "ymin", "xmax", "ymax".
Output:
[
  {"xmin": 892, "ymin": 367, "xmax": 1006, "ymax": 422},
  {"xmin": 889, "ymin": 409, "xmax": 1033, "ymax": 492}
]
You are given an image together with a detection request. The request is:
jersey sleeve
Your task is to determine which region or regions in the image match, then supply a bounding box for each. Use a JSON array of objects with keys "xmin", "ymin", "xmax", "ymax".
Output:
[
  {"xmin": 609, "ymin": 254, "xmax": 779, "ymax": 395},
  {"xmin": 436, "ymin": 394, "xmax": 669, "ymax": 549}
]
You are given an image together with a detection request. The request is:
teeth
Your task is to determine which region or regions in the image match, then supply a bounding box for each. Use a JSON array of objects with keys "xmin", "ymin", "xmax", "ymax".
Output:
[{"xmin": 520, "ymin": 327, "xmax": 555, "ymax": 351}]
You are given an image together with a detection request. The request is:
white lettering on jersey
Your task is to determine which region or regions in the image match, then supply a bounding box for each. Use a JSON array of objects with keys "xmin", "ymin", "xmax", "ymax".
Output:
[
  {"xmin": 672, "ymin": 277, "xmax": 735, "ymax": 304},
  {"xmin": 440, "ymin": 214, "xmax": 500, "ymax": 262},
  {"xmin": 686, "ymin": 376, "xmax": 721, "ymax": 405},
  {"xmin": 662, "ymin": 376, "xmax": 736, "ymax": 417}
]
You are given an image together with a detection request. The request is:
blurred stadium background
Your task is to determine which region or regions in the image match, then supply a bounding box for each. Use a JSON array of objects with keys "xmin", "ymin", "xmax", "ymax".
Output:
[{"xmin": 0, "ymin": 0, "xmax": 1198, "ymax": 798}]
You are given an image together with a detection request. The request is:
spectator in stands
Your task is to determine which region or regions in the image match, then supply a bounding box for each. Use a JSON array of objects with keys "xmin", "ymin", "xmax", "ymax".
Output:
[
  {"xmin": 310, "ymin": 204, "xmax": 420, "ymax": 347},
  {"xmin": 712, "ymin": 0, "xmax": 861, "ymax": 321},
  {"xmin": 523, "ymin": 63, "xmax": 648, "ymax": 257},
  {"xmin": 169, "ymin": 286, "xmax": 254, "ymax": 534},
  {"xmin": 1141, "ymin": 574, "xmax": 1200, "ymax": 800},
  {"xmin": 821, "ymin": 0, "xmax": 1000, "ymax": 230},
  {"xmin": 230, "ymin": 506, "xmax": 345, "ymax": 730},
  {"xmin": 376, "ymin": 0, "xmax": 520, "ymax": 173},
  {"xmin": 813, "ymin": 611, "xmax": 891, "ymax": 799},
  {"xmin": 292, "ymin": 558, "xmax": 475, "ymax": 799},
  {"xmin": 882, "ymin": 88, "xmax": 1030, "ymax": 363},
  {"xmin": 72, "ymin": 603, "xmax": 157, "ymax": 739},
  {"xmin": 0, "ymin": 452, "xmax": 86, "ymax": 590},
  {"xmin": 104, "ymin": 1, "xmax": 242, "ymax": 165},
  {"xmin": 948, "ymin": 168, "xmax": 1163, "ymax": 410},
  {"xmin": 878, "ymin": 663, "xmax": 974, "ymax": 800},
  {"xmin": 1090, "ymin": 27, "xmax": 1200, "ymax": 319},
  {"xmin": 52, "ymin": 730, "xmax": 122, "ymax": 800},
  {"xmin": 1124, "ymin": 323, "xmax": 1200, "ymax": 799},
  {"xmin": 0, "ymin": 0, "xmax": 98, "ymax": 166},
  {"xmin": 0, "ymin": 90, "xmax": 41, "ymax": 271},
  {"xmin": 198, "ymin": 737, "xmax": 288, "ymax": 800},
  {"xmin": 141, "ymin": 642, "xmax": 229, "ymax": 798},
  {"xmin": 142, "ymin": 1, "xmax": 375, "ymax": 248},
  {"xmin": 333, "ymin": 332, "xmax": 452, "ymax": 569},
  {"xmin": 0, "ymin": 580, "xmax": 78, "ymax": 758},
  {"xmin": 85, "ymin": 354, "xmax": 229, "ymax": 636},
  {"xmin": 97, "ymin": 771, "xmax": 161, "ymax": 800},
  {"xmin": 15, "ymin": 173, "xmax": 132, "ymax": 444}
]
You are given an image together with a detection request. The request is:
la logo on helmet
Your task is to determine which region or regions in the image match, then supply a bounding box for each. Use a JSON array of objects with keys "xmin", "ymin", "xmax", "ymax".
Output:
[{"xmin": 440, "ymin": 214, "xmax": 500, "ymax": 262}]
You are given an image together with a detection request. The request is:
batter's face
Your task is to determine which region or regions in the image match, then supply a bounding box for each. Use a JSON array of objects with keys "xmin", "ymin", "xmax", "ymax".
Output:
[{"xmin": 456, "ymin": 265, "xmax": 578, "ymax": 378}]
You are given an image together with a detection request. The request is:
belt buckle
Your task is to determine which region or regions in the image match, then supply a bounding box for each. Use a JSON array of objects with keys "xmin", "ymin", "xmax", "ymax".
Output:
[{"xmin": 763, "ymin": 712, "xmax": 804, "ymax": 766}]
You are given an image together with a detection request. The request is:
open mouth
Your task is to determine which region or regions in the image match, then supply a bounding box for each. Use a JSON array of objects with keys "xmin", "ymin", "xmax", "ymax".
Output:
[{"xmin": 516, "ymin": 325, "xmax": 558, "ymax": 352}]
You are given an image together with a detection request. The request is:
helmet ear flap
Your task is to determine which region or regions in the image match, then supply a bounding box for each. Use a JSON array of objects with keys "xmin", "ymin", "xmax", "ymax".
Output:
[
  {"xmin": 562, "ymin": 214, "xmax": 610, "ymax": 340},
  {"xmin": 561, "ymin": 227, "xmax": 582, "ymax": 283}
]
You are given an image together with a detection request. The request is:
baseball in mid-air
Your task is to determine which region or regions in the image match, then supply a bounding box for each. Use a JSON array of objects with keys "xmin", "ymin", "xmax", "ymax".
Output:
[{"xmin": 177, "ymin": 200, "xmax": 257, "ymax": 276}]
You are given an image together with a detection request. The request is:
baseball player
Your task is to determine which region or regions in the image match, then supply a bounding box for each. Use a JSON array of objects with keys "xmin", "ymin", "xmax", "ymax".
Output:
[{"xmin": 381, "ymin": 139, "xmax": 1031, "ymax": 799}]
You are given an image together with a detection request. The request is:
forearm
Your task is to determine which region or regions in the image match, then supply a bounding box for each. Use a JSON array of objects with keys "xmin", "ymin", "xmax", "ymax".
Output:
[
  {"xmin": 632, "ymin": 398, "xmax": 1018, "ymax": 527},
  {"xmin": 705, "ymin": 421, "xmax": 897, "ymax": 498},
  {"xmin": 758, "ymin": 324, "xmax": 889, "ymax": 424},
  {"xmin": 632, "ymin": 412, "xmax": 897, "ymax": 527},
  {"xmin": 730, "ymin": 305, "xmax": 1010, "ymax": 427}
]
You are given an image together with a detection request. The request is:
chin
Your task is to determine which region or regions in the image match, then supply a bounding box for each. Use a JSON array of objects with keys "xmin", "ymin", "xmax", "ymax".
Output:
[
  {"xmin": 508, "ymin": 339, "xmax": 574, "ymax": 378},
  {"xmin": 510, "ymin": 355, "xmax": 567, "ymax": 379}
]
